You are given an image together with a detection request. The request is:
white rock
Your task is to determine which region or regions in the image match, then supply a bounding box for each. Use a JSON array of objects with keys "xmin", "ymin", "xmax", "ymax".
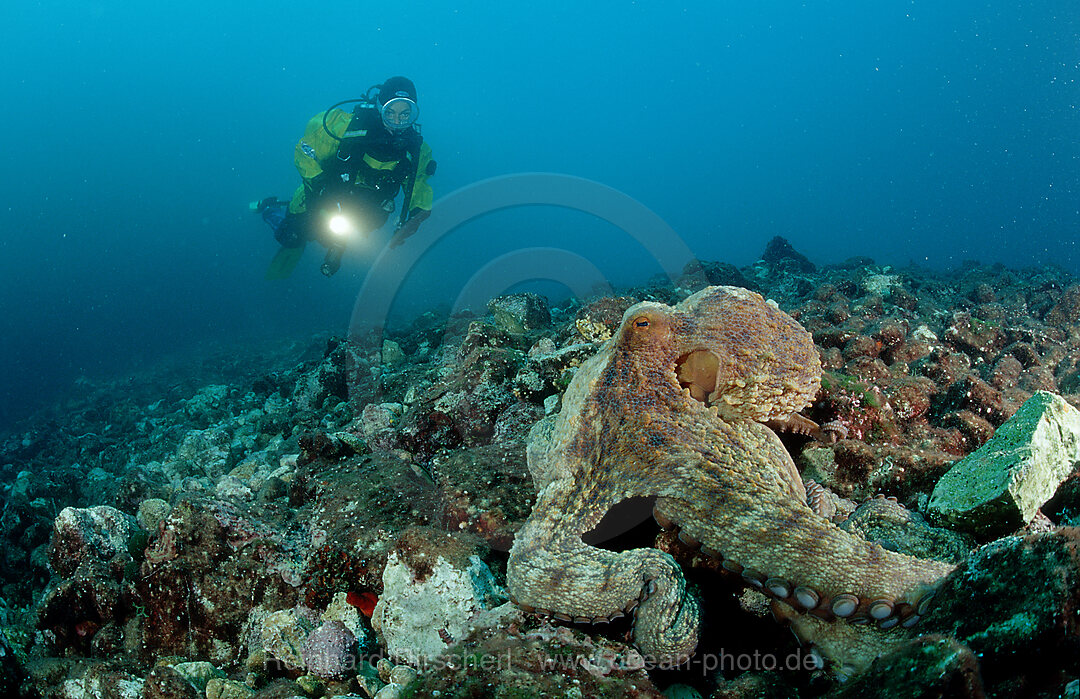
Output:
[{"xmin": 371, "ymin": 552, "xmax": 506, "ymax": 665}]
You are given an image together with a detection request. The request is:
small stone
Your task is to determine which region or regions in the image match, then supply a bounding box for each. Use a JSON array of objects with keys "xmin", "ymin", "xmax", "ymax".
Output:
[
  {"xmin": 295, "ymin": 674, "xmax": 325, "ymax": 695},
  {"xmin": 48, "ymin": 505, "xmax": 139, "ymax": 578},
  {"xmin": 322, "ymin": 592, "xmax": 372, "ymax": 650},
  {"xmin": 301, "ymin": 620, "xmax": 357, "ymax": 679},
  {"xmin": 137, "ymin": 498, "xmax": 171, "ymax": 531},
  {"xmin": 355, "ymin": 660, "xmax": 386, "ymax": 697},
  {"xmin": 374, "ymin": 683, "xmax": 405, "ymax": 699},
  {"xmin": 171, "ymin": 661, "xmax": 225, "ymax": 692},
  {"xmin": 487, "ymin": 293, "xmax": 551, "ymax": 334},
  {"xmin": 389, "ymin": 664, "xmax": 418, "ymax": 686},
  {"xmin": 376, "ymin": 657, "xmax": 395, "ymax": 682},
  {"xmin": 256, "ymin": 608, "xmax": 312, "ymax": 671},
  {"xmin": 382, "ymin": 340, "xmax": 407, "ymax": 366},
  {"xmin": 205, "ymin": 678, "xmax": 256, "ymax": 699}
]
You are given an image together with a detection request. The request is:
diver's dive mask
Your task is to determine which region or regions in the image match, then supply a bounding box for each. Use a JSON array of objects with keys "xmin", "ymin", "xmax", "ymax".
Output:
[{"xmin": 380, "ymin": 97, "xmax": 419, "ymax": 132}]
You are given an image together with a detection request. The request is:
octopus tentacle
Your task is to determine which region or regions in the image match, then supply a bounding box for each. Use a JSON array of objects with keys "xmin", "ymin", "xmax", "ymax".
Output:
[{"xmin": 508, "ymin": 488, "xmax": 700, "ymax": 661}]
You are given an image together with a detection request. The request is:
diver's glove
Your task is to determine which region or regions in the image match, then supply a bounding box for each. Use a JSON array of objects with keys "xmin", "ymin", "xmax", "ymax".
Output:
[
  {"xmin": 389, "ymin": 209, "xmax": 431, "ymax": 248},
  {"xmin": 320, "ymin": 245, "xmax": 344, "ymax": 276}
]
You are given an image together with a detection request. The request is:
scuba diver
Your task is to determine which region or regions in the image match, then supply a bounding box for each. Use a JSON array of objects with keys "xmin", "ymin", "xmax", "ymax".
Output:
[{"xmin": 253, "ymin": 76, "xmax": 436, "ymax": 279}]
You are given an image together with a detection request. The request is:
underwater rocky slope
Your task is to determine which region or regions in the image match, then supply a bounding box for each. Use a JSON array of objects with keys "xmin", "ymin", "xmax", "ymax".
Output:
[{"xmin": 3, "ymin": 238, "xmax": 1080, "ymax": 698}]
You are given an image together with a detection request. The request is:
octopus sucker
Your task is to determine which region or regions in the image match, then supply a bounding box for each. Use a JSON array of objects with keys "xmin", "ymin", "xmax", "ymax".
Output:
[
  {"xmin": 766, "ymin": 578, "xmax": 791, "ymax": 598},
  {"xmin": 868, "ymin": 599, "xmax": 895, "ymax": 620},
  {"xmin": 677, "ymin": 530, "xmax": 701, "ymax": 548},
  {"xmin": 507, "ymin": 286, "xmax": 956, "ymax": 674},
  {"xmin": 700, "ymin": 545, "xmax": 721, "ymax": 559},
  {"xmin": 795, "ymin": 586, "xmax": 821, "ymax": 610},
  {"xmin": 831, "ymin": 594, "xmax": 860, "ymax": 618},
  {"xmin": 741, "ymin": 569, "xmax": 766, "ymax": 588}
]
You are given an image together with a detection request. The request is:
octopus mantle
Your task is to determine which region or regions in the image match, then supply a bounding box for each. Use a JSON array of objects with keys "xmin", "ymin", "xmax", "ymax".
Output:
[{"xmin": 507, "ymin": 286, "xmax": 954, "ymax": 666}]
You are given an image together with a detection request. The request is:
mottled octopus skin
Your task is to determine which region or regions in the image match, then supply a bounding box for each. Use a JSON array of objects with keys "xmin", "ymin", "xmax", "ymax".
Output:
[{"xmin": 507, "ymin": 286, "xmax": 954, "ymax": 663}]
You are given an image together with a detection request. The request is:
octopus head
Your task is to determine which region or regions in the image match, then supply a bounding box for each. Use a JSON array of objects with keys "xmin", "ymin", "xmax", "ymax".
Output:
[{"xmin": 615, "ymin": 286, "xmax": 822, "ymax": 422}]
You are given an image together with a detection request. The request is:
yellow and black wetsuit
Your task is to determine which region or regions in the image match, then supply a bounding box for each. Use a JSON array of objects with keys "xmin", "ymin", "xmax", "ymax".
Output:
[{"xmin": 287, "ymin": 105, "xmax": 434, "ymax": 224}]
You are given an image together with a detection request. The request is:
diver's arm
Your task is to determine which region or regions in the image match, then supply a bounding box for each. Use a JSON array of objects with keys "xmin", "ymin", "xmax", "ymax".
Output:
[
  {"xmin": 390, "ymin": 142, "xmax": 435, "ymax": 249},
  {"xmin": 293, "ymin": 110, "xmax": 352, "ymax": 196},
  {"xmin": 405, "ymin": 142, "xmax": 436, "ymax": 213},
  {"xmin": 389, "ymin": 209, "xmax": 430, "ymax": 248}
]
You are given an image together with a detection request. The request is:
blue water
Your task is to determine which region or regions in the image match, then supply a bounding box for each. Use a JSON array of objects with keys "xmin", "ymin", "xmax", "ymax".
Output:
[{"xmin": 0, "ymin": 0, "xmax": 1076, "ymax": 428}]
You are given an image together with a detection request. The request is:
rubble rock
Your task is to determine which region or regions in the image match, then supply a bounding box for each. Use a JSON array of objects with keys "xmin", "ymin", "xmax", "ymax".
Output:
[
  {"xmin": 371, "ymin": 532, "xmax": 508, "ymax": 665},
  {"xmin": 487, "ymin": 293, "xmax": 551, "ymax": 334},
  {"xmin": 300, "ymin": 620, "xmax": 357, "ymax": 679},
  {"xmin": 838, "ymin": 497, "xmax": 972, "ymax": 563},
  {"xmin": 928, "ymin": 391, "xmax": 1080, "ymax": 537},
  {"xmin": 920, "ymin": 528, "xmax": 1080, "ymax": 697},
  {"xmin": 573, "ymin": 296, "xmax": 639, "ymax": 343},
  {"xmin": 830, "ymin": 635, "xmax": 983, "ymax": 699},
  {"xmin": 761, "ymin": 236, "xmax": 815, "ymax": 273},
  {"xmin": 47, "ymin": 505, "xmax": 139, "ymax": 578}
]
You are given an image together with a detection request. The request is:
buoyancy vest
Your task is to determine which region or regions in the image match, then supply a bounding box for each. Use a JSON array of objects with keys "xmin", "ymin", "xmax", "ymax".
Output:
[{"xmin": 321, "ymin": 104, "xmax": 423, "ymax": 206}]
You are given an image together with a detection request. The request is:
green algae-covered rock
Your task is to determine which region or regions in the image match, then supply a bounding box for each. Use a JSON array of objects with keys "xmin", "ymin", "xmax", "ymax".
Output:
[
  {"xmin": 205, "ymin": 678, "xmax": 256, "ymax": 699},
  {"xmin": 831, "ymin": 635, "xmax": 983, "ymax": 699},
  {"xmin": 928, "ymin": 391, "xmax": 1080, "ymax": 537},
  {"xmin": 919, "ymin": 528, "xmax": 1080, "ymax": 697},
  {"xmin": 170, "ymin": 661, "xmax": 225, "ymax": 692}
]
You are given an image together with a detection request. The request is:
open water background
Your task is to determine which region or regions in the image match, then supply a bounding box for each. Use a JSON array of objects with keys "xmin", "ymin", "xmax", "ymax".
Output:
[{"xmin": 0, "ymin": 0, "xmax": 1076, "ymax": 428}]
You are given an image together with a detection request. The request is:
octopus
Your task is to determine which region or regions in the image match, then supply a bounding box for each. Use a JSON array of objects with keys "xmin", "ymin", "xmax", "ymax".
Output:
[{"xmin": 506, "ymin": 286, "xmax": 955, "ymax": 672}]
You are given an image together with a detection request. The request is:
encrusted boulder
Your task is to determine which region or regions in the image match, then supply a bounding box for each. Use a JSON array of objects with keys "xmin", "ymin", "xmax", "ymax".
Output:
[
  {"xmin": 47, "ymin": 506, "xmax": 139, "ymax": 579},
  {"xmin": 31, "ymin": 663, "xmax": 146, "ymax": 699},
  {"xmin": 396, "ymin": 323, "xmax": 523, "ymax": 456},
  {"xmin": 182, "ymin": 384, "xmax": 234, "ymax": 428},
  {"xmin": 487, "ymin": 293, "xmax": 551, "ymax": 335},
  {"xmin": 36, "ymin": 506, "xmax": 141, "ymax": 653},
  {"xmin": 432, "ymin": 442, "xmax": 536, "ymax": 551},
  {"xmin": 1045, "ymin": 283, "xmax": 1080, "ymax": 325},
  {"xmin": 512, "ymin": 341, "xmax": 595, "ymax": 403},
  {"xmin": 144, "ymin": 665, "xmax": 201, "ymax": 699},
  {"xmin": 359, "ymin": 402, "xmax": 402, "ymax": 446},
  {"xmin": 678, "ymin": 259, "xmax": 755, "ymax": 292},
  {"xmin": 401, "ymin": 615, "xmax": 666, "ymax": 698},
  {"xmin": 170, "ymin": 661, "xmax": 226, "ymax": 694},
  {"xmin": 133, "ymin": 499, "xmax": 299, "ymax": 661},
  {"xmin": 919, "ymin": 528, "xmax": 1080, "ymax": 697},
  {"xmin": 928, "ymin": 391, "xmax": 1080, "ymax": 537},
  {"xmin": 830, "ymin": 635, "xmax": 983, "ymax": 699},
  {"xmin": 295, "ymin": 451, "xmax": 439, "ymax": 608},
  {"xmin": 761, "ymin": 235, "xmax": 815, "ymax": 273},
  {"xmin": 206, "ymin": 678, "xmax": 256, "ymax": 699},
  {"xmin": 381, "ymin": 339, "xmax": 407, "ymax": 366},
  {"xmin": 293, "ymin": 336, "xmax": 369, "ymax": 414},
  {"xmin": 245, "ymin": 605, "xmax": 319, "ymax": 673},
  {"xmin": 370, "ymin": 529, "xmax": 507, "ymax": 665},
  {"xmin": 573, "ymin": 296, "xmax": 639, "ymax": 344}
]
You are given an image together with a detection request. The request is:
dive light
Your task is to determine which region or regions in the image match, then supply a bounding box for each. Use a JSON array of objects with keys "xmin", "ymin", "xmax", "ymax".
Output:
[
  {"xmin": 326, "ymin": 201, "xmax": 357, "ymax": 238},
  {"xmin": 328, "ymin": 213, "xmax": 354, "ymax": 237}
]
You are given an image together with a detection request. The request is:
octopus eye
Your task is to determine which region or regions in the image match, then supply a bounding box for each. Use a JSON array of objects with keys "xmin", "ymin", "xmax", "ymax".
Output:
[{"xmin": 634, "ymin": 317, "xmax": 650, "ymax": 328}]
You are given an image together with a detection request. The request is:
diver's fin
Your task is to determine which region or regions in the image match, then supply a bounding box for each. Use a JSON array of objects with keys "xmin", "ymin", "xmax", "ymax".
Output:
[{"xmin": 265, "ymin": 244, "xmax": 305, "ymax": 280}]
